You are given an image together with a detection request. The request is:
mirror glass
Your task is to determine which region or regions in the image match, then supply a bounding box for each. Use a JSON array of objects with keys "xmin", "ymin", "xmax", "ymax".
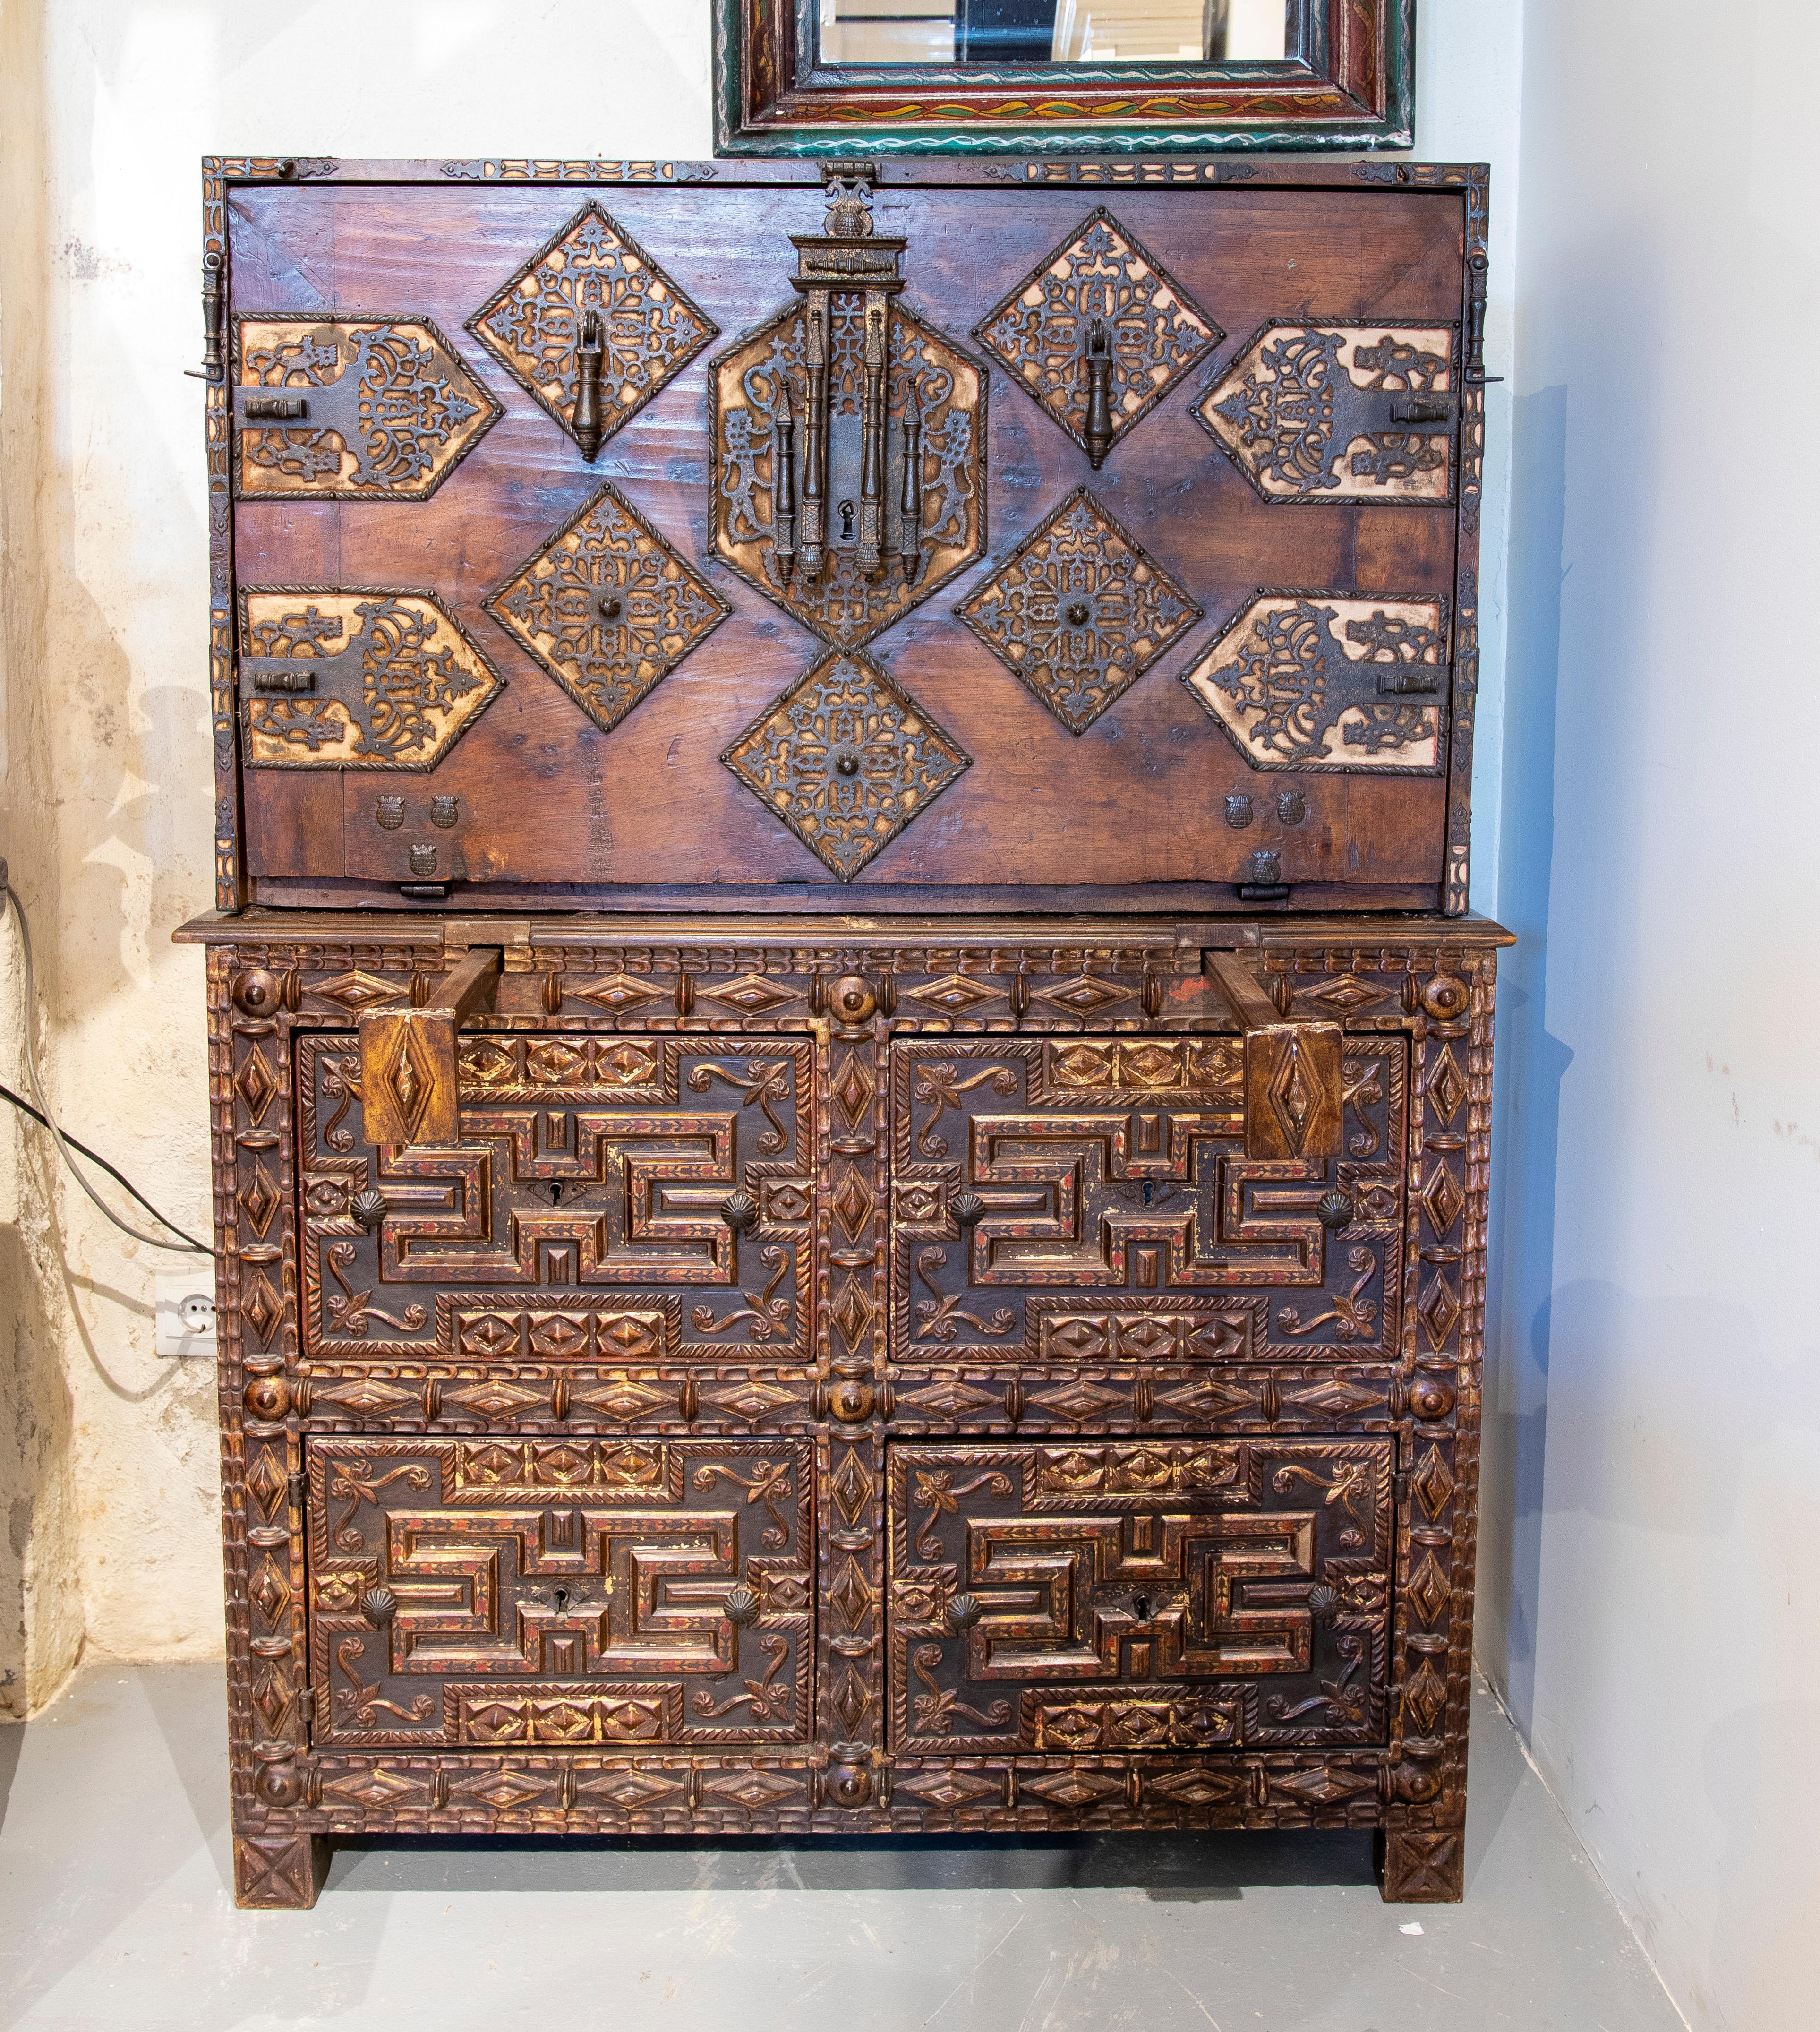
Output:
[{"xmin": 819, "ymin": 0, "xmax": 1293, "ymax": 66}]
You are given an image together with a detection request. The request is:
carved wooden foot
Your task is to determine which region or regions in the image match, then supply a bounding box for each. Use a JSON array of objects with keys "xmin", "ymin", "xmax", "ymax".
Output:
[
  {"xmin": 234, "ymin": 1829, "xmax": 331, "ymax": 1910},
  {"xmin": 1375, "ymin": 1826, "xmax": 1465, "ymax": 1903}
]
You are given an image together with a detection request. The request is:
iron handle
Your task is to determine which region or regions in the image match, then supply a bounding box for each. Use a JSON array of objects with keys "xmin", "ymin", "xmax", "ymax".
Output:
[
  {"xmin": 1082, "ymin": 316, "xmax": 1115, "ymax": 469},
  {"xmin": 572, "ymin": 309, "xmax": 605, "ymax": 462}
]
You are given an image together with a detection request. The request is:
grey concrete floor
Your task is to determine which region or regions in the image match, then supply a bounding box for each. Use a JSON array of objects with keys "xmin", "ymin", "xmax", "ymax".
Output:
[{"xmin": 0, "ymin": 1663, "xmax": 1682, "ymax": 2032}]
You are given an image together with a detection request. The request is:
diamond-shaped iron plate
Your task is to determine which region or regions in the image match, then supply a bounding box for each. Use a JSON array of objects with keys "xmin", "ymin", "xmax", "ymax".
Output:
[
  {"xmin": 468, "ymin": 205, "xmax": 718, "ymax": 457},
  {"xmin": 487, "ymin": 482, "xmax": 731, "ymax": 734},
  {"xmin": 957, "ymin": 487, "xmax": 1201, "ymax": 733},
  {"xmin": 722, "ymin": 647, "xmax": 971, "ymax": 882},
  {"xmin": 973, "ymin": 207, "xmax": 1221, "ymax": 464}
]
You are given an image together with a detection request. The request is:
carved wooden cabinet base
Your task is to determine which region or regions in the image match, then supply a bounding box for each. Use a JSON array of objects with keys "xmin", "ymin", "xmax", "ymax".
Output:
[{"xmin": 180, "ymin": 910, "xmax": 1506, "ymax": 1908}]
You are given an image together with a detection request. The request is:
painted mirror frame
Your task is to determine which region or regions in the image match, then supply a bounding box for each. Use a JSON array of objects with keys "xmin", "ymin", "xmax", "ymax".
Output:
[{"xmin": 714, "ymin": 0, "xmax": 1415, "ymax": 156}]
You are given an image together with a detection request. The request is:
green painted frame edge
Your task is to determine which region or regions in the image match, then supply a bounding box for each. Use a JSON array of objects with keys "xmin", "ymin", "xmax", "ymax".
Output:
[{"xmin": 713, "ymin": 0, "xmax": 1415, "ymax": 156}]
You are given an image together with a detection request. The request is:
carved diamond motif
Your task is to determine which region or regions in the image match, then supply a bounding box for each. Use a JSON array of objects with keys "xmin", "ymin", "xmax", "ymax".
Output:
[
  {"xmin": 906, "ymin": 973, "xmax": 998, "ymax": 1013},
  {"xmin": 487, "ymin": 483, "xmax": 731, "ymax": 734},
  {"xmin": 1419, "ymin": 1161, "xmax": 1466, "ymax": 1239},
  {"xmin": 465, "ymin": 1771, "xmax": 553, "ymax": 1812},
  {"xmin": 234, "ymin": 1046, "xmax": 279, "ymax": 1126},
  {"xmin": 722, "ymin": 647, "xmax": 970, "ymax": 881},
  {"xmin": 706, "ymin": 1768, "xmax": 800, "ymax": 1809},
  {"xmin": 710, "ymin": 1379, "xmax": 798, "ymax": 1421},
  {"xmin": 1425, "ymin": 1047, "xmax": 1467, "ymax": 1126},
  {"xmin": 1146, "ymin": 1768, "xmax": 1242, "ymax": 1808},
  {"xmin": 1020, "ymin": 1768, "xmax": 1123, "ymax": 1807},
  {"xmin": 974, "ymin": 207, "xmax": 1221, "ymax": 464},
  {"xmin": 832, "ymin": 1060, "xmax": 874, "ymax": 1127},
  {"xmin": 241, "ymin": 1273, "xmax": 282, "ymax": 1348},
  {"xmin": 1417, "ymin": 1274, "xmax": 1462, "ymax": 1352},
  {"xmin": 559, "ymin": 974, "xmax": 654, "ymax": 1014},
  {"xmin": 1304, "ymin": 973, "xmax": 1387, "ymax": 1014},
  {"xmin": 1409, "ymin": 1445, "xmax": 1455, "ymax": 1523},
  {"xmin": 706, "ymin": 973, "xmax": 797, "ymax": 1015},
  {"xmin": 1035, "ymin": 974, "xmax": 1131, "ymax": 1015},
  {"xmin": 1031, "ymin": 1377, "xmax": 1126, "ymax": 1424},
  {"xmin": 1404, "ymin": 1658, "xmax": 1449, "ymax": 1734},
  {"xmin": 830, "ymin": 1280, "xmax": 873, "ymax": 1353},
  {"xmin": 452, "ymin": 1380, "xmax": 547, "ymax": 1418},
  {"xmin": 1267, "ymin": 1035, "xmax": 1323, "ymax": 1156},
  {"xmin": 583, "ymin": 1767, "xmax": 684, "ymax": 1807},
  {"xmin": 469, "ymin": 204, "xmax": 718, "ymax": 455},
  {"xmin": 323, "ymin": 1377, "xmax": 415, "ymax": 1417},
  {"xmin": 896, "ymin": 1377, "xmax": 998, "ymax": 1418},
  {"xmin": 383, "ymin": 1027, "xmax": 439, "ymax": 1143},
  {"xmin": 584, "ymin": 1377, "xmax": 667, "ymax": 1421},
  {"xmin": 323, "ymin": 1766, "xmax": 423, "ymax": 1809},
  {"xmin": 830, "ymin": 1446, "xmax": 872, "ymax": 1525},
  {"xmin": 249, "ymin": 1668, "xmax": 291, "ymax": 1736},
  {"xmin": 249, "ymin": 1556, "xmax": 290, "ymax": 1626},
  {"xmin": 897, "ymin": 1768, "xmax": 1000, "ymax": 1807},
  {"xmin": 244, "ymin": 1447, "xmax": 290, "ymax": 1523},
  {"xmin": 1268, "ymin": 1765, "xmax": 1376, "ymax": 1806},
  {"xmin": 311, "ymin": 968, "xmax": 405, "ymax": 1012},
  {"xmin": 831, "ymin": 1174, "xmax": 874, "ymax": 1244},
  {"xmin": 239, "ymin": 1162, "xmax": 280, "ymax": 1241},
  {"xmin": 957, "ymin": 487, "xmax": 1202, "ymax": 733},
  {"xmin": 1406, "ymin": 1553, "xmax": 1451, "ymax": 1628}
]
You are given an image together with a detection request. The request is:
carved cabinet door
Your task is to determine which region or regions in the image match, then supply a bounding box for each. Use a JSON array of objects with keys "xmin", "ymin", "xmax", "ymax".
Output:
[
  {"xmin": 888, "ymin": 1439, "xmax": 1393, "ymax": 1758},
  {"xmin": 888, "ymin": 1031, "xmax": 1409, "ymax": 1380},
  {"xmin": 305, "ymin": 1435, "xmax": 813, "ymax": 1752},
  {"xmin": 293, "ymin": 1027, "xmax": 816, "ymax": 1397}
]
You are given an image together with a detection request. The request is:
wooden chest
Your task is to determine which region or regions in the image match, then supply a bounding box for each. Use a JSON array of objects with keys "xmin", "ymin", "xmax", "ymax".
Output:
[{"xmin": 179, "ymin": 154, "xmax": 1507, "ymax": 1908}]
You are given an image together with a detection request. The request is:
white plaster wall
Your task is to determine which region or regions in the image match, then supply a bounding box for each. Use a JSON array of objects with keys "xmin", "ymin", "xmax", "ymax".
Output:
[
  {"xmin": 0, "ymin": 0, "xmax": 717, "ymax": 1690},
  {"xmin": 1482, "ymin": 0, "xmax": 1820, "ymax": 2025}
]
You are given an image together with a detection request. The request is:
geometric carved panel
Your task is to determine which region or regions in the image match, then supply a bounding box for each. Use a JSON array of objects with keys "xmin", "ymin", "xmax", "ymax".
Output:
[
  {"xmin": 974, "ymin": 208, "xmax": 1221, "ymax": 466},
  {"xmin": 1180, "ymin": 592, "xmax": 1448, "ymax": 773},
  {"xmin": 1196, "ymin": 323, "xmax": 1457, "ymax": 504},
  {"xmin": 486, "ymin": 482, "xmax": 732, "ymax": 735},
  {"xmin": 889, "ymin": 1036, "xmax": 1407, "ymax": 1362},
  {"xmin": 467, "ymin": 206, "xmax": 718, "ymax": 458},
  {"xmin": 307, "ymin": 1437, "xmax": 812, "ymax": 1748},
  {"xmin": 956, "ymin": 487, "xmax": 1203, "ymax": 733},
  {"xmin": 296, "ymin": 1035, "xmax": 814, "ymax": 1362},
  {"xmin": 887, "ymin": 1440, "xmax": 1392, "ymax": 1753}
]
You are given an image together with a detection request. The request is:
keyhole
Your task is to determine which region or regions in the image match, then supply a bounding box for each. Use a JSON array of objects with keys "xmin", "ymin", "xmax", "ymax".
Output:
[
  {"xmin": 838, "ymin": 499, "xmax": 856, "ymax": 540},
  {"xmin": 552, "ymin": 1588, "xmax": 569, "ymax": 1612},
  {"xmin": 1142, "ymin": 1181, "xmax": 1153, "ymax": 1207},
  {"xmin": 547, "ymin": 1181, "xmax": 564, "ymax": 1207},
  {"xmin": 1133, "ymin": 1595, "xmax": 1151, "ymax": 1621}
]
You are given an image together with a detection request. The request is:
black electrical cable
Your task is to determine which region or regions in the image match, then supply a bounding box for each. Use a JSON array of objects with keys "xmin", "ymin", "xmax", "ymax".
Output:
[
  {"xmin": 0, "ymin": 1077, "xmax": 215, "ymax": 1254},
  {"xmin": 3, "ymin": 877, "xmax": 217, "ymax": 1256}
]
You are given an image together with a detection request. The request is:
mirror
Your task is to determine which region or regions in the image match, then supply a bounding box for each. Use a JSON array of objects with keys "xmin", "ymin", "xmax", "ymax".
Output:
[
  {"xmin": 716, "ymin": 0, "xmax": 1413, "ymax": 155},
  {"xmin": 819, "ymin": 0, "xmax": 1293, "ymax": 67}
]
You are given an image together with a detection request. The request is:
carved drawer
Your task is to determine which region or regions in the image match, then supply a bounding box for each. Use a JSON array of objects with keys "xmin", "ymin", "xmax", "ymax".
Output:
[
  {"xmin": 888, "ymin": 1439, "xmax": 1392, "ymax": 1757},
  {"xmin": 294, "ymin": 1030, "xmax": 815, "ymax": 1400},
  {"xmin": 889, "ymin": 1033, "xmax": 1408, "ymax": 1370},
  {"xmin": 303, "ymin": 1435, "xmax": 813, "ymax": 1752}
]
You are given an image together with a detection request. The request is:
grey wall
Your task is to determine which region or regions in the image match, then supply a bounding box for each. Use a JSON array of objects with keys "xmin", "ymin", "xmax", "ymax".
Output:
[{"xmin": 1479, "ymin": 1, "xmax": 1820, "ymax": 2024}]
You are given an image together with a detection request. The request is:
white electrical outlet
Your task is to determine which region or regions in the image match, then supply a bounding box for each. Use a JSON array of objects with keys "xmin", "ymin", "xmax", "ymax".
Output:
[{"xmin": 155, "ymin": 1273, "xmax": 217, "ymax": 1357}]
